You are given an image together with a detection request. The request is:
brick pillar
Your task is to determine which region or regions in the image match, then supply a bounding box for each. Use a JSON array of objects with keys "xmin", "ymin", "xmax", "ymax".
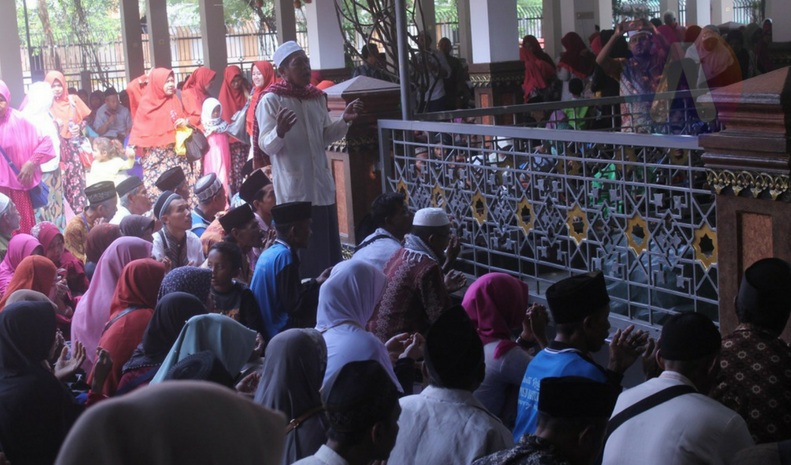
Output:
[
  {"xmin": 699, "ymin": 66, "xmax": 791, "ymax": 340},
  {"xmin": 324, "ymin": 76, "xmax": 402, "ymax": 245}
]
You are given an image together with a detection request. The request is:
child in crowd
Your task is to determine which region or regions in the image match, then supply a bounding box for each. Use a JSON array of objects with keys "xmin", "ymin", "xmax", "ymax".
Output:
[
  {"xmin": 86, "ymin": 137, "xmax": 134, "ymax": 186},
  {"xmin": 207, "ymin": 241, "xmax": 263, "ymax": 335},
  {"xmin": 201, "ymin": 98, "xmax": 231, "ymax": 199}
]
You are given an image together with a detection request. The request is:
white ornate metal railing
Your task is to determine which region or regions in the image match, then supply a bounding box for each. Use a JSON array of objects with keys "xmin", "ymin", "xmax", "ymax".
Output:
[{"xmin": 378, "ymin": 118, "xmax": 718, "ymax": 332}]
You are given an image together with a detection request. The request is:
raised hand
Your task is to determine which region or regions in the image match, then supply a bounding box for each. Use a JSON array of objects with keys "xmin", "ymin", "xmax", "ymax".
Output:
[
  {"xmin": 275, "ymin": 107, "xmax": 297, "ymax": 138},
  {"xmin": 608, "ymin": 325, "xmax": 650, "ymax": 374},
  {"xmin": 90, "ymin": 348, "xmax": 113, "ymax": 393},
  {"xmin": 342, "ymin": 98, "xmax": 364, "ymax": 123},
  {"xmin": 54, "ymin": 341, "xmax": 86, "ymax": 381}
]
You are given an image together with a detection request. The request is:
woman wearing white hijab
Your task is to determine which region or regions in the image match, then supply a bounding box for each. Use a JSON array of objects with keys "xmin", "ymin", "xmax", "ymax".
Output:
[
  {"xmin": 200, "ymin": 97, "xmax": 231, "ymax": 200},
  {"xmin": 150, "ymin": 313, "xmax": 258, "ymax": 384},
  {"xmin": 317, "ymin": 260, "xmax": 421, "ymax": 393},
  {"xmin": 21, "ymin": 82, "xmax": 64, "ymax": 228},
  {"xmin": 55, "ymin": 381, "xmax": 285, "ymax": 465}
]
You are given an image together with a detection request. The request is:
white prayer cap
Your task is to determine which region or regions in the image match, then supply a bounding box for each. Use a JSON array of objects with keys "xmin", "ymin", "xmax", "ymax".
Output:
[
  {"xmin": 273, "ymin": 41, "xmax": 304, "ymax": 68},
  {"xmin": 413, "ymin": 208, "xmax": 450, "ymax": 227},
  {"xmin": 0, "ymin": 193, "xmax": 10, "ymax": 216}
]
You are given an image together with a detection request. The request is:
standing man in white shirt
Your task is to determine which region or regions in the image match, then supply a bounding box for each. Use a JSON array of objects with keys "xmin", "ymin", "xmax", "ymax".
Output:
[
  {"xmin": 257, "ymin": 41, "xmax": 363, "ymax": 279},
  {"xmin": 602, "ymin": 312, "xmax": 754, "ymax": 465}
]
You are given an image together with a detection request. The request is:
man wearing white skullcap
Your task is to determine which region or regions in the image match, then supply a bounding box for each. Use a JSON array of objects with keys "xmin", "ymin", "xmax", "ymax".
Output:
[
  {"xmin": 369, "ymin": 207, "xmax": 467, "ymax": 342},
  {"xmin": 0, "ymin": 192, "xmax": 20, "ymax": 261},
  {"xmin": 257, "ymin": 41, "xmax": 364, "ymax": 280}
]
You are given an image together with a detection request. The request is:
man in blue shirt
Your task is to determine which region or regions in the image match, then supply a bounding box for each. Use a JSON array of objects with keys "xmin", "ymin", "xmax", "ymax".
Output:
[
  {"xmin": 513, "ymin": 271, "xmax": 651, "ymax": 441},
  {"xmin": 249, "ymin": 201, "xmax": 331, "ymax": 342}
]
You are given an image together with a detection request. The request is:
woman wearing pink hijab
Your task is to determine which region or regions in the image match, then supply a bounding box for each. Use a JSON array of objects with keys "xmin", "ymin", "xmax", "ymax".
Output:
[
  {"xmin": 0, "ymin": 234, "xmax": 44, "ymax": 297},
  {"xmin": 0, "ymin": 81, "xmax": 56, "ymax": 233},
  {"xmin": 462, "ymin": 272, "xmax": 548, "ymax": 428},
  {"xmin": 70, "ymin": 236, "xmax": 152, "ymax": 371}
]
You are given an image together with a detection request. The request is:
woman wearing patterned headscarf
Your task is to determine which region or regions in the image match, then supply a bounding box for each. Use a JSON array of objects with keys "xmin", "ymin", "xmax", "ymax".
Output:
[{"xmin": 157, "ymin": 265, "xmax": 213, "ymax": 306}]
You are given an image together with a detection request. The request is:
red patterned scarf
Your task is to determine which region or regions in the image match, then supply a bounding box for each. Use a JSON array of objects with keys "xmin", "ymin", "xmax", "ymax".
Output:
[{"xmin": 267, "ymin": 80, "xmax": 325, "ymax": 101}]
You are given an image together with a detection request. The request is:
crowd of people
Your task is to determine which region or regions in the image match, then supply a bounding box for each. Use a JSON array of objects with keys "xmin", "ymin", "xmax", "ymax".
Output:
[
  {"xmin": 519, "ymin": 13, "xmax": 775, "ymax": 133},
  {"xmin": 0, "ymin": 19, "xmax": 788, "ymax": 465}
]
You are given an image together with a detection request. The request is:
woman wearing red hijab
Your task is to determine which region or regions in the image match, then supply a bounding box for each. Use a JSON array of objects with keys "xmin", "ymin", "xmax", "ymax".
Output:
[
  {"xmin": 128, "ymin": 68, "xmax": 200, "ymax": 205},
  {"xmin": 126, "ymin": 73, "xmax": 149, "ymax": 121},
  {"xmin": 218, "ymin": 65, "xmax": 250, "ymax": 194},
  {"xmin": 557, "ymin": 32, "xmax": 596, "ymax": 100},
  {"xmin": 45, "ymin": 71, "xmax": 91, "ymax": 214},
  {"xmin": 89, "ymin": 258, "xmax": 166, "ymax": 396},
  {"xmin": 519, "ymin": 35, "xmax": 556, "ymax": 101},
  {"xmin": 181, "ymin": 66, "xmax": 217, "ymax": 129},
  {"xmin": 247, "ymin": 61, "xmax": 276, "ymax": 169}
]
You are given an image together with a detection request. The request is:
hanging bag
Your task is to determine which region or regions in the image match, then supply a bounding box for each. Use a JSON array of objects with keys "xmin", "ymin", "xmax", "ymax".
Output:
[
  {"xmin": 184, "ymin": 125, "xmax": 210, "ymax": 163},
  {"xmin": 226, "ymin": 100, "xmax": 250, "ymax": 143},
  {"xmin": 0, "ymin": 145, "xmax": 50, "ymax": 210}
]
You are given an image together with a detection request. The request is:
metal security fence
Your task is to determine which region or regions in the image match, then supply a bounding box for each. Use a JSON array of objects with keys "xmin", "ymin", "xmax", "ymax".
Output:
[
  {"xmin": 378, "ymin": 119, "xmax": 718, "ymax": 332},
  {"xmin": 418, "ymin": 89, "xmax": 721, "ymax": 137}
]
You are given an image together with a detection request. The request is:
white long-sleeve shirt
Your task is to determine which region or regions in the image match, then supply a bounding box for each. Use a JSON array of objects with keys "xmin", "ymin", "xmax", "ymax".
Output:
[
  {"xmin": 602, "ymin": 371, "xmax": 754, "ymax": 465},
  {"xmin": 257, "ymin": 93, "xmax": 348, "ymax": 207},
  {"xmin": 388, "ymin": 385, "xmax": 513, "ymax": 465}
]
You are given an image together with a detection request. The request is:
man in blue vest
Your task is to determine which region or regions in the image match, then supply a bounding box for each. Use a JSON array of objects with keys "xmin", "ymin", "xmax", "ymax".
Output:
[{"xmin": 513, "ymin": 271, "xmax": 650, "ymax": 441}]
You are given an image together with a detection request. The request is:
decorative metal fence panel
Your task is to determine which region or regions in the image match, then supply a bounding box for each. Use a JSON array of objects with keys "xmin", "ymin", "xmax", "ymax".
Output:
[{"xmin": 378, "ymin": 119, "xmax": 718, "ymax": 331}]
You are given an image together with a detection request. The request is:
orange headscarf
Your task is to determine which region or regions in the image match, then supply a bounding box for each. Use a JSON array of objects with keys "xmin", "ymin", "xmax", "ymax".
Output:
[
  {"xmin": 44, "ymin": 71, "xmax": 91, "ymax": 139},
  {"xmin": 218, "ymin": 65, "xmax": 247, "ymax": 123},
  {"xmin": 181, "ymin": 67, "xmax": 217, "ymax": 128},
  {"xmin": 0, "ymin": 256, "xmax": 58, "ymax": 310},
  {"xmin": 246, "ymin": 61, "xmax": 276, "ymax": 136},
  {"xmin": 129, "ymin": 68, "xmax": 185, "ymax": 149}
]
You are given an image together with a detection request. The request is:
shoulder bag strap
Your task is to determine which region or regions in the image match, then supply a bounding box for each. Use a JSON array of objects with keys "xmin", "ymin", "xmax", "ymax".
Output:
[
  {"xmin": 0, "ymin": 145, "xmax": 20, "ymax": 175},
  {"xmin": 355, "ymin": 234, "xmax": 393, "ymax": 252},
  {"xmin": 605, "ymin": 384, "xmax": 696, "ymax": 442},
  {"xmin": 102, "ymin": 306, "xmax": 143, "ymax": 335},
  {"xmin": 286, "ymin": 405, "xmax": 325, "ymax": 433}
]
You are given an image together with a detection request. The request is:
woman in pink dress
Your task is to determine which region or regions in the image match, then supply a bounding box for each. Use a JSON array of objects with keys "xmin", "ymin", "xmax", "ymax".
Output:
[
  {"xmin": 0, "ymin": 81, "xmax": 56, "ymax": 233},
  {"xmin": 201, "ymin": 98, "xmax": 231, "ymax": 204}
]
